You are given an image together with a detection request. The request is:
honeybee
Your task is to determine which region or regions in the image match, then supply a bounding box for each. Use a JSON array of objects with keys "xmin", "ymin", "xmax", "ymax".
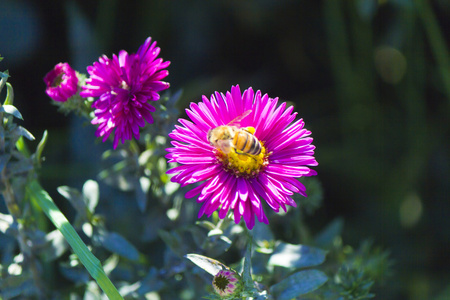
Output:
[{"xmin": 207, "ymin": 110, "xmax": 261, "ymax": 156}]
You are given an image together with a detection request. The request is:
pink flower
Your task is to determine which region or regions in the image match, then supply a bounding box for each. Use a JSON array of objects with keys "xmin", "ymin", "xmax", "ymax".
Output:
[
  {"xmin": 80, "ymin": 37, "xmax": 170, "ymax": 149},
  {"xmin": 166, "ymin": 85, "xmax": 318, "ymax": 229},
  {"xmin": 43, "ymin": 63, "xmax": 78, "ymax": 102}
]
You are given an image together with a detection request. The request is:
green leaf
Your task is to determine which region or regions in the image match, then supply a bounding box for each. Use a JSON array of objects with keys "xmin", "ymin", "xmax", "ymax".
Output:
[
  {"xmin": 59, "ymin": 261, "xmax": 90, "ymax": 284},
  {"xmin": 268, "ymin": 243, "xmax": 327, "ymax": 269},
  {"xmin": 1, "ymin": 104, "xmax": 22, "ymax": 119},
  {"xmin": 0, "ymin": 212, "xmax": 14, "ymax": 234},
  {"xmin": 203, "ymin": 229, "xmax": 232, "ymax": 257},
  {"xmin": 136, "ymin": 176, "xmax": 150, "ymax": 212},
  {"xmin": 314, "ymin": 217, "xmax": 344, "ymax": 248},
  {"xmin": 0, "ymin": 70, "xmax": 9, "ymax": 95},
  {"xmin": 17, "ymin": 126, "xmax": 35, "ymax": 141},
  {"xmin": 98, "ymin": 159, "xmax": 134, "ymax": 192},
  {"xmin": 0, "ymin": 125, "xmax": 4, "ymax": 141},
  {"xmin": 0, "ymin": 154, "xmax": 11, "ymax": 174},
  {"xmin": 84, "ymin": 281, "xmax": 103, "ymax": 299},
  {"xmin": 5, "ymin": 82, "xmax": 14, "ymax": 105},
  {"xmin": 157, "ymin": 157, "xmax": 167, "ymax": 174},
  {"xmin": 242, "ymin": 235, "xmax": 253, "ymax": 288},
  {"xmin": 82, "ymin": 180, "xmax": 99, "ymax": 213},
  {"xmin": 34, "ymin": 130, "xmax": 48, "ymax": 167},
  {"xmin": 100, "ymin": 231, "xmax": 140, "ymax": 261},
  {"xmin": 57, "ymin": 186, "xmax": 88, "ymax": 221},
  {"xmin": 7, "ymin": 159, "xmax": 34, "ymax": 176},
  {"xmin": 135, "ymin": 267, "xmax": 165, "ymax": 295},
  {"xmin": 195, "ymin": 220, "xmax": 216, "ymax": 231},
  {"xmin": 40, "ymin": 230, "xmax": 69, "ymax": 262},
  {"xmin": 269, "ymin": 269, "xmax": 328, "ymax": 300},
  {"xmin": 252, "ymin": 222, "xmax": 274, "ymax": 253},
  {"xmin": 15, "ymin": 135, "xmax": 30, "ymax": 156},
  {"xmin": 187, "ymin": 225, "xmax": 208, "ymax": 249},
  {"xmin": 158, "ymin": 229, "xmax": 185, "ymax": 257},
  {"xmin": 435, "ymin": 285, "xmax": 450, "ymax": 300},
  {"xmin": 103, "ymin": 254, "xmax": 120, "ymax": 275},
  {"xmin": 27, "ymin": 180, "xmax": 123, "ymax": 299},
  {"xmin": 0, "ymin": 271, "xmax": 36, "ymax": 299},
  {"xmin": 185, "ymin": 253, "xmax": 229, "ymax": 276},
  {"xmin": 167, "ymin": 88, "xmax": 183, "ymax": 106}
]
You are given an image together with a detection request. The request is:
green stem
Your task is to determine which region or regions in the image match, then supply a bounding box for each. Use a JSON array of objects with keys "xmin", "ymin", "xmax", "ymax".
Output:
[
  {"xmin": 415, "ymin": 0, "xmax": 450, "ymax": 102},
  {"xmin": 242, "ymin": 231, "xmax": 253, "ymax": 291},
  {"xmin": 323, "ymin": 0, "xmax": 354, "ymax": 142},
  {"xmin": 27, "ymin": 180, "xmax": 123, "ymax": 300},
  {"xmin": 294, "ymin": 207, "xmax": 310, "ymax": 244}
]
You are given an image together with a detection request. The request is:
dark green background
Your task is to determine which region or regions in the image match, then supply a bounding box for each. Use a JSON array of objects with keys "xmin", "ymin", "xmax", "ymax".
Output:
[{"xmin": 1, "ymin": 0, "xmax": 449, "ymax": 299}]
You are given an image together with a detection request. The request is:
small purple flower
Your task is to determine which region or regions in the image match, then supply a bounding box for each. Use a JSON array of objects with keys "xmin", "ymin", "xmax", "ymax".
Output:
[
  {"xmin": 212, "ymin": 270, "xmax": 241, "ymax": 297},
  {"xmin": 166, "ymin": 85, "xmax": 318, "ymax": 229},
  {"xmin": 43, "ymin": 63, "xmax": 78, "ymax": 102},
  {"xmin": 80, "ymin": 37, "xmax": 170, "ymax": 149}
]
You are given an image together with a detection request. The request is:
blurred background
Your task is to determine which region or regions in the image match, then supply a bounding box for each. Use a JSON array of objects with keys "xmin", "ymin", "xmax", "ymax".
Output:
[{"xmin": 1, "ymin": 0, "xmax": 449, "ymax": 299}]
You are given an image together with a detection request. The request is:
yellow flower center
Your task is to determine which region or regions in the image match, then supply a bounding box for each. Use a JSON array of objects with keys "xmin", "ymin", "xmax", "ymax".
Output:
[{"xmin": 215, "ymin": 142, "xmax": 269, "ymax": 178}]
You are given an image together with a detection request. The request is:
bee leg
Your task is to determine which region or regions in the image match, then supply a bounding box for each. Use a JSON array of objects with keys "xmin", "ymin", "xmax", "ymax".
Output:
[{"xmin": 234, "ymin": 149, "xmax": 257, "ymax": 161}]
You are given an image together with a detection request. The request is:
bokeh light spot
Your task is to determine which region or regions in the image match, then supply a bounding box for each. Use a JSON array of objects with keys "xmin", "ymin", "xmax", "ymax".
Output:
[
  {"xmin": 399, "ymin": 192, "xmax": 423, "ymax": 228},
  {"xmin": 374, "ymin": 46, "xmax": 407, "ymax": 84}
]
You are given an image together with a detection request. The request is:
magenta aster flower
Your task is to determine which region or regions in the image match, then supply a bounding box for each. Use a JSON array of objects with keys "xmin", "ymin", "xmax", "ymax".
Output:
[
  {"xmin": 166, "ymin": 85, "xmax": 318, "ymax": 229},
  {"xmin": 212, "ymin": 269, "xmax": 241, "ymax": 297},
  {"xmin": 80, "ymin": 37, "xmax": 170, "ymax": 149},
  {"xmin": 43, "ymin": 62, "xmax": 78, "ymax": 102}
]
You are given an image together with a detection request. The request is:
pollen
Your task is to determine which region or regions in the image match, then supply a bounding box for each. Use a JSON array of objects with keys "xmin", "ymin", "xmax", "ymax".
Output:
[{"xmin": 215, "ymin": 142, "xmax": 270, "ymax": 178}]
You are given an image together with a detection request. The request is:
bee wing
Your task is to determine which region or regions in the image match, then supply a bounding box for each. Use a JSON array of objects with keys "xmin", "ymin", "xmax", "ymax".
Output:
[
  {"xmin": 185, "ymin": 254, "xmax": 229, "ymax": 276},
  {"xmin": 217, "ymin": 139, "xmax": 233, "ymax": 154},
  {"xmin": 226, "ymin": 110, "xmax": 252, "ymax": 127}
]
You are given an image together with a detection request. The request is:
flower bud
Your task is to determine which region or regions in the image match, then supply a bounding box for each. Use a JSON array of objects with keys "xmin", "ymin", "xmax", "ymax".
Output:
[
  {"xmin": 212, "ymin": 269, "xmax": 241, "ymax": 298},
  {"xmin": 44, "ymin": 62, "xmax": 78, "ymax": 102}
]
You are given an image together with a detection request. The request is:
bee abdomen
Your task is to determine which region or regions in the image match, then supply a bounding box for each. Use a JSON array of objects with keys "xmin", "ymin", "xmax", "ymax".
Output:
[
  {"xmin": 233, "ymin": 131, "xmax": 261, "ymax": 155},
  {"xmin": 248, "ymin": 135, "xmax": 261, "ymax": 155}
]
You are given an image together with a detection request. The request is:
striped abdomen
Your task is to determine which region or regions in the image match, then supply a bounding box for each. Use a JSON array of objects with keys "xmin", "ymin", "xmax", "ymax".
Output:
[{"xmin": 232, "ymin": 129, "xmax": 261, "ymax": 155}]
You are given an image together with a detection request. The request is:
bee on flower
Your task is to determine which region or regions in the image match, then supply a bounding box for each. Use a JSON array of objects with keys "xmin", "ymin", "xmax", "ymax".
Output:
[
  {"xmin": 207, "ymin": 109, "xmax": 262, "ymax": 157},
  {"xmin": 166, "ymin": 85, "xmax": 317, "ymax": 229}
]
